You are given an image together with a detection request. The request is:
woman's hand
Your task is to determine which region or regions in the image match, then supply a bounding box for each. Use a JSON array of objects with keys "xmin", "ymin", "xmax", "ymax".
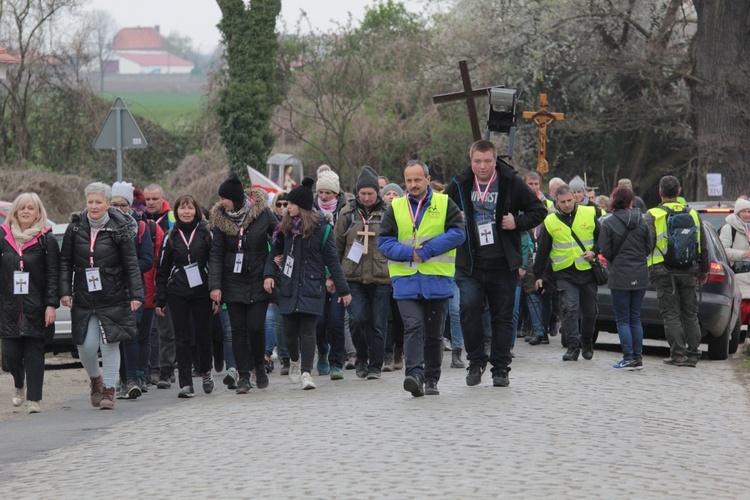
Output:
[
  {"xmin": 264, "ymin": 278, "xmax": 275, "ymax": 294},
  {"xmin": 274, "ymin": 255, "xmax": 283, "ymax": 267},
  {"xmin": 44, "ymin": 306, "xmax": 56, "ymax": 327},
  {"xmin": 210, "ymin": 289, "xmax": 222, "ymax": 303},
  {"xmin": 61, "ymin": 295, "xmax": 72, "ymax": 308},
  {"xmin": 131, "ymin": 301, "xmax": 142, "ymax": 312},
  {"xmin": 155, "ymin": 307, "xmax": 166, "ymax": 317},
  {"xmin": 338, "ymin": 294, "xmax": 352, "ymax": 307},
  {"xmin": 326, "ymin": 277, "xmax": 335, "ymax": 294}
]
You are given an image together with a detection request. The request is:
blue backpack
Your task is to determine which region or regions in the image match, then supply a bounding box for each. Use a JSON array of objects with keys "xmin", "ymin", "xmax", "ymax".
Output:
[{"xmin": 659, "ymin": 205, "xmax": 699, "ymax": 268}]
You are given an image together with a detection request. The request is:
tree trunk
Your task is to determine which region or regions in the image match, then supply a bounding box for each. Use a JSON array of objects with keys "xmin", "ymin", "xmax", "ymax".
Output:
[{"xmin": 690, "ymin": 0, "xmax": 750, "ymax": 200}]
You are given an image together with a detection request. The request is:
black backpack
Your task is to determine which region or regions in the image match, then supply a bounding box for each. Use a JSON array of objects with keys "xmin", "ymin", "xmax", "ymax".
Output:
[{"xmin": 659, "ymin": 205, "xmax": 699, "ymax": 268}]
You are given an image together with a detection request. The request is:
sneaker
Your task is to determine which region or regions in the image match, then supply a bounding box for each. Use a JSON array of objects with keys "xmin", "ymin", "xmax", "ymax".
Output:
[
  {"xmin": 425, "ymin": 380, "xmax": 439, "ymax": 396},
  {"xmin": 382, "ymin": 353, "xmax": 394, "ymax": 372},
  {"xmin": 443, "ymin": 337, "xmax": 451, "ymax": 351},
  {"xmin": 613, "ymin": 359, "xmax": 638, "ymax": 370},
  {"xmin": 492, "ymin": 371, "xmax": 510, "ymax": 387},
  {"xmin": 125, "ymin": 379, "xmax": 142, "ymax": 399},
  {"xmin": 367, "ymin": 369, "xmax": 381, "ymax": 380},
  {"xmin": 528, "ymin": 336, "xmax": 543, "ymax": 346},
  {"xmin": 136, "ymin": 375, "xmax": 149, "ymax": 393},
  {"xmin": 192, "ymin": 369, "xmax": 201, "ymax": 378},
  {"xmin": 345, "ymin": 356, "xmax": 356, "ymax": 370},
  {"xmin": 280, "ymin": 357, "xmax": 290, "ymax": 376},
  {"xmin": 27, "ymin": 400, "xmax": 41, "ymax": 414},
  {"xmin": 235, "ymin": 376, "xmax": 251, "ymax": 394},
  {"xmin": 264, "ymin": 356, "xmax": 275, "ymax": 374},
  {"xmin": 256, "ymin": 367, "xmax": 269, "ymax": 389},
  {"xmin": 301, "ymin": 372, "xmax": 316, "ymax": 390},
  {"xmin": 330, "ymin": 366, "xmax": 344, "ymax": 380},
  {"xmin": 148, "ymin": 370, "xmax": 160, "ymax": 386},
  {"xmin": 676, "ymin": 357, "xmax": 697, "ymax": 367},
  {"xmin": 316, "ymin": 346, "xmax": 330, "ymax": 375},
  {"xmin": 157, "ymin": 370, "xmax": 172, "ymax": 389},
  {"xmin": 581, "ymin": 340, "xmax": 594, "ymax": 360},
  {"xmin": 403, "ymin": 375, "xmax": 424, "ymax": 397},
  {"xmin": 289, "ymin": 360, "xmax": 301, "ymax": 384},
  {"xmin": 633, "ymin": 358, "xmax": 644, "ymax": 370},
  {"xmin": 465, "ymin": 364, "xmax": 485, "ymax": 386},
  {"xmin": 202, "ymin": 372, "xmax": 214, "ymax": 394},
  {"xmin": 115, "ymin": 378, "xmax": 123, "ymax": 393},
  {"xmin": 355, "ymin": 359, "xmax": 369, "ymax": 379},
  {"xmin": 562, "ymin": 347, "xmax": 580, "ymax": 361},
  {"xmin": 223, "ymin": 367, "xmax": 239, "ymax": 389},
  {"xmin": 12, "ymin": 387, "xmax": 24, "ymax": 407},
  {"xmin": 178, "ymin": 386, "xmax": 195, "ymax": 398}
]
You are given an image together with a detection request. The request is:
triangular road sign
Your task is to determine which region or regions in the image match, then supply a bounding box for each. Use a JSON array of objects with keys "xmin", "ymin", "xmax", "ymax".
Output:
[{"xmin": 93, "ymin": 98, "xmax": 148, "ymax": 150}]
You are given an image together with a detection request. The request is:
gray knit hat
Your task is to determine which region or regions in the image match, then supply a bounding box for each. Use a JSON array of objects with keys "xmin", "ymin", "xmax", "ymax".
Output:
[
  {"xmin": 381, "ymin": 183, "xmax": 404, "ymax": 197},
  {"xmin": 356, "ymin": 165, "xmax": 380, "ymax": 192}
]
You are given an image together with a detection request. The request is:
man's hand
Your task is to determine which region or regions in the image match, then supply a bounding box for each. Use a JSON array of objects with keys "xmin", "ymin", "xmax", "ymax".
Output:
[
  {"xmin": 698, "ymin": 272, "xmax": 708, "ymax": 285},
  {"xmin": 535, "ymin": 279, "xmax": 544, "ymax": 292},
  {"xmin": 412, "ymin": 245, "xmax": 423, "ymax": 263},
  {"xmin": 501, "ymin": 214, "xmax": 516, "ymax": 230},
  {"xmin": 210, "ymin": 289, "xmax": 222, "ymax": 303},
  {"xmin": 326, "ymin": 278, "xmax": 335, "ymax": 294},
  {"xmin": 45, "ymin": 306, "xmax": 56, "ymax": 327},
  {"xmin": 155, "ymin": 307, "xmax": 166, "ymax": 317},
  {"xmin": 61, "ymin": 295, "xmax": 72, "ymax": 308},
  {"xmin": 263, "ymin": 278, "xmax": 275, "ymax": 294},
  {"xmin": 582, "ymin": 250, "xmax": 596, "ymax": 262},
  {"xmin": 131, "ymin": 300, "xmax": 142, "ymax": 312},
  {"xmin": 338, "ymin": 294, "xmax": 352, "ymax": 307}
]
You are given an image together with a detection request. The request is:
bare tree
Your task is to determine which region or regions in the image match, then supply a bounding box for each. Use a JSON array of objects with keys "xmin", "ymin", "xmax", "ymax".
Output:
[{"xmin": 85, "ymin": 9, "xmax": 116, "ymax": 92}]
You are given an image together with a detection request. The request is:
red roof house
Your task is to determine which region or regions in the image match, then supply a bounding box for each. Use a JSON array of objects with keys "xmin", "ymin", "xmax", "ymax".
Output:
[{"xmin": 113, "ymin": 26, "xmax": 164, "ymax": 51}]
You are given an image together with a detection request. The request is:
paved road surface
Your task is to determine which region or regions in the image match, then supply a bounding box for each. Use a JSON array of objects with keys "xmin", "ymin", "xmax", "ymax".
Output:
[{"xmin": 1, "ymin": 335, "xmax": 748, "ymax": 499}]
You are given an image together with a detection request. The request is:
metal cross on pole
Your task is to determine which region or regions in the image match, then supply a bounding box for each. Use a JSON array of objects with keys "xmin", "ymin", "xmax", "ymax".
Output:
[
  {"xmin": 432, "ymin": 60, "xmax": 492, "ymax": 142},
  {"xmin": 522, "ymin": 94, "xmax": 565, "ymax": 174}
]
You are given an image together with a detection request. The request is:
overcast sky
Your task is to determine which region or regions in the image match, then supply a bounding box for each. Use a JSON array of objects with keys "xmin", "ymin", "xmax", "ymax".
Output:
[{"xmin": 86, "ymin": 0, "xmax": 425, "ymax": 54}]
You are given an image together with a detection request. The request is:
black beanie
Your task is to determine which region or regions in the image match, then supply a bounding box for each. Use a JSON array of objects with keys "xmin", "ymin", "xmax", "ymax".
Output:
[
  {"xmin": 286, "ymin": 176, "xmax": 315, "ymax": 211},
  {"xmin": 218, "ymin": 172, "xmax": 245, "ymax": 206},
  {"xmin": 356, "ymin": 165, "xmax": 380, "ymax": 193}
]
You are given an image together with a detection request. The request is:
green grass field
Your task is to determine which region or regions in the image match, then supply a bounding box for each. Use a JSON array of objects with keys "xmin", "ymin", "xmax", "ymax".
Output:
[{"xmin": 100, "ymin": 92, "xmax": 204, "ymax": 130}]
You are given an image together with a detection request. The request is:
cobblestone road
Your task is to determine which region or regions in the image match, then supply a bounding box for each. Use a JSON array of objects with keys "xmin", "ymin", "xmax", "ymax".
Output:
[{"xmin": 1, "ymin": 335, "xmax": 748, "ymax": 499}]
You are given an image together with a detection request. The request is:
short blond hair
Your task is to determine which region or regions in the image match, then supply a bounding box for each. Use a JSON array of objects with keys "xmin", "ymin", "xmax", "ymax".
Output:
[{"xmin": 8, "ymin": 192, "xmax": 49, "ymax": 229}]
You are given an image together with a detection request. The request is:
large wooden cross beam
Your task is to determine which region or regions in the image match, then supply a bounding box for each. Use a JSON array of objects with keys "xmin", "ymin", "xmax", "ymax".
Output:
[
  {"xmin": 432, "ymin": 60, "xmax": 492, "ymax": 141},
  {"xmin": 522, "ymin": 93, "xmax": 564, "ymax": 174}
]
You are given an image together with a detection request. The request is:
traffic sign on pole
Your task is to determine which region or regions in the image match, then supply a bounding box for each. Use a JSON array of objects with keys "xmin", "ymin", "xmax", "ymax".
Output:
[{"xmin": 93, "ymin": 98, "xmax": 148, "ymax": 181}]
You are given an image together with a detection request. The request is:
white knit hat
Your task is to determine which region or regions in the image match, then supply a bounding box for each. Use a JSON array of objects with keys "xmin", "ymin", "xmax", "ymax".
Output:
[
  {"xmin": 734, "ymin": 197, "xmax": 750, "ymax": 214},
  {"xmin": 111, "ymin": 181, "xmax": 134, "ymax": 205},
  {"xmin": 315, "ymin": 164, "xmax": 341, "ymax": 194}
]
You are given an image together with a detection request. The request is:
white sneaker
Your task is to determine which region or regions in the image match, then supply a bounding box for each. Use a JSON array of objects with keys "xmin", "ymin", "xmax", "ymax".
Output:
[
  {"xmin": 301, "ymin": 372, "xmax": 316, "ymax": 390},
  {"xmin": 289, "ymin": 360, "xmax": 301, "ymax": 384},
  {"xmin": 27, "ymin": 400, "xmax": 41, "ymax": 414},
  {"xmin": 12, "ymin": 388, "xmax": 24, "ymax": 407}
]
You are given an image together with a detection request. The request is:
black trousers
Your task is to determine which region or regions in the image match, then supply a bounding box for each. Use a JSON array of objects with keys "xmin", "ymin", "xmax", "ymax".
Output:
[
  {"xmin": 386, "ymin": 294, "xmax": 404, "ymax": 353},
  {"xmin": 2, "ymin": 336, "xmax": 45, "ymax": 401},
  {"xmin": 168, "ymin": 295, "xmax": 213, "ymax": 389},
  {"xmin": 283, "ymin": 313, "xmax": 318, "ymax": 374},
  {"xmin": 397, "ymin": 299, "xmax": 448, "ymax": 383},
  {"xmin": 226, "ymin": 301, "xmax": 269, "ymax": 379}
]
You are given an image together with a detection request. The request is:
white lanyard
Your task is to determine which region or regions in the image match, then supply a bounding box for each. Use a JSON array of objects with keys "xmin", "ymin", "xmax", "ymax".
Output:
[
  {"xmin": 473, "ymin": 171, "xmax": 497, "ymax": 204},
  {"xmin": 178, "ymin": 226, "xmax": 198, "ymax": 264}
]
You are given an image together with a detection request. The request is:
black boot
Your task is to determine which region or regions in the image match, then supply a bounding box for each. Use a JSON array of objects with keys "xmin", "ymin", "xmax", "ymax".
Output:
[
  {"xmin": 562, "ymin": 347, "xmax": 580, "ymax": 361},
  {"xmin": 581, "ymin": 339, "xmax": 594, "ymax": 360},
  {"xmin": 450, "ymin": 348, "xmax": 465, "ymax": 368}
]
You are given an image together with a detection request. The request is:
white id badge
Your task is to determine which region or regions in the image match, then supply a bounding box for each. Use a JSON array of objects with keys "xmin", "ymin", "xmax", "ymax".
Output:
[
  {"xmin": 283, "ymin": 255, "xmax": 295, "ymax": 277},
  {"xmin": 184, "ymin": 263, "xmax": 203, "ymax": 288},
  {"xmin": 13, "ymin": 271, "xmax": 30, "ymax": 295},
  {"xmin": 477, "ymin": 221, "xmax": 495, "ymax": 246},
  {"xmin": 85, "ymin": 267, "xmax": 103, "ymax": 292},
  {"xmin": 347, "ymin": 241, "xmax": 364, "ymax": 263},
  {"xmin": 233, "ymin": 253, "xmax": 244, "ymax": 273}
]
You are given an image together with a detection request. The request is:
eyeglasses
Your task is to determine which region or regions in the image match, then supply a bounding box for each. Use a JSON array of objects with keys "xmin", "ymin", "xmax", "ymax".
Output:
[
  {"xmin": 111, "ymin": 203, "xmax": 130, "ymax": 209},
  {"xmin": 275, "ymin": 202, "xmax": 288, "ymax": 207}
]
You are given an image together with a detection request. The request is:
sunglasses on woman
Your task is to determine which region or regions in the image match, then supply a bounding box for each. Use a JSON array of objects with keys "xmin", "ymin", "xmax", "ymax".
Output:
[{"xmin": 275, "ymin": 201, "xmax": 288, "ymax": 207}]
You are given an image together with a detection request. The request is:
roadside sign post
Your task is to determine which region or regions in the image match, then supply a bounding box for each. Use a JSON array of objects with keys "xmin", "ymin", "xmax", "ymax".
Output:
[
  {"xmin": 93, "ymin": 98, "xmax": 148, "ymax": 182},
  {"xmin": 706, "ymin": 173, "xmax": 723, "ymax": 197}
]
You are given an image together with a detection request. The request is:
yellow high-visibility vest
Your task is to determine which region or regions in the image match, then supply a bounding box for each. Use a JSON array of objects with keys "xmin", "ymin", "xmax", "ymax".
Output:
[
  {"xmin": 543, "ymin": 205, "xmax": 597, "ymax": 272},
  {"xmin": 388, "ymin": 193, "xmax": 456, "ymax": 278},
  {"xmin": 647, "ymin": 202, "xmax": 701, "ymax": 266}
]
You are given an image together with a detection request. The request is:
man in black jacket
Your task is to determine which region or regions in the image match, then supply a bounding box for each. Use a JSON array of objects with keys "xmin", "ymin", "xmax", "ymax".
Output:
[{"xmin": 446, "ymin": 140, "xmax": 547, "ymax": 388}]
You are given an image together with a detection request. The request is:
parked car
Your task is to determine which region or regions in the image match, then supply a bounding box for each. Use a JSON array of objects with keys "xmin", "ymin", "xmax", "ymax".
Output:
[
  {"xmin": 687, "ymin": 200, "xmax": 734, "ymax": 232},
  {"xmin": 595, "ymin": 220, "xmax": 742, "ymax": 360}
]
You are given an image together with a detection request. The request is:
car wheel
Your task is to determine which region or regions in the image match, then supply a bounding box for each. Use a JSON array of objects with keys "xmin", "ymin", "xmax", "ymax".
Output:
[
  {"xmin": 707, "ymin": 328, "xmax": 730, "ymax": 360},
  {"xmin": 729, "ymin": 319, "xmax": 741, "ymax": 355}
]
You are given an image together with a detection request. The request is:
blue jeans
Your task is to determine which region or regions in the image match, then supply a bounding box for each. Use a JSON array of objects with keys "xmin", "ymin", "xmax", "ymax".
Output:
[
  {"xmin": 270, "ymin": 303, "xmax": 288, "ymax": 359},
  {"xmin": 316, "ymin": 291, "xmax": 345, "ymax": 369},
  {"xmin": 456, "ymin": 265, "xmax": 517, "ymax": 374},
  {"xmin": 448, "ymin": 281, "xmax": 464, "ymax": 349},
  {"xmin": 264, "ymin": 306, "xmax": 276, "ymax": 357},
  {"xmin": 348, "ymin": 282, "xmax": 390, "ymax": 371},
  {"xmin": 525, "ymin": 292, "xmax": 544, "ymax": 337},
  {"xmin": 611, "ymin": 288, "xmax": 646, "ymax": 360}
]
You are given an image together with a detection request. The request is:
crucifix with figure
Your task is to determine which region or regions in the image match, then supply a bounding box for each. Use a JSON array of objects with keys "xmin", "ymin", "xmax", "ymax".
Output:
[
  {"xmin": 16, "ymin": 276, "xmax": 27, "ymax": 293},
  {"xmin": 89, "ymin": 275, "xmax": 100, "ymax": 289},
  {"xmin": 522, "ymin": 94, "xmax": 564, "ymax": 174},
  {"xmin": 357, "ymin": 225, "xmax": 376, "ymax": 254}
]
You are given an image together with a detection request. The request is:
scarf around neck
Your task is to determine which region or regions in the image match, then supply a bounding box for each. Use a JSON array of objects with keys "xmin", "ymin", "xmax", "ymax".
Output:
[
  {"xmin": 87, "ymin": 210, "xmax": 110, "ymax": 235},
  {"xmin": 318, "ymin": 197, "xmax": 338, "ymax": 214},
  {"xmin": 11, "ymin": 219, "xmax": 44, "ymax": 248},
  {"xmin": 225, "ymin": 196, "xmax": 251, "ymax": 228}
]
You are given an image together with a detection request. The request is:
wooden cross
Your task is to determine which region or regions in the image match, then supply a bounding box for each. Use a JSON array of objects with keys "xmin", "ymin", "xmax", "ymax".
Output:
[
  {"xmin": 357, "ymin": 224, "xmax": 376, "ymax": 254},
  {"xmin": 16, "ymin": 276, "xmax": 27, "ymax": 293},
  {"xmin": 522, "ymin": 94, "xmax": 565, "ymax": 174},
  {"xmin": 432, "ymin": 60, "xmax": 492, "ymax": 141}
]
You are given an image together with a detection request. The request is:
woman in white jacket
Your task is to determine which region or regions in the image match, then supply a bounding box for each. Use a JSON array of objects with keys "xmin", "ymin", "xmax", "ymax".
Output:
[{"xmin": 719, "ymin": 198, "xmax": 750, "ymax": 338}]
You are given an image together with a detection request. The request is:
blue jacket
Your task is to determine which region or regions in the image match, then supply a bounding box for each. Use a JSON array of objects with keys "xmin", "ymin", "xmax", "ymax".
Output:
[{"xmin": 378, "ymin": 186, "xmax": 465, "ymax": 300}]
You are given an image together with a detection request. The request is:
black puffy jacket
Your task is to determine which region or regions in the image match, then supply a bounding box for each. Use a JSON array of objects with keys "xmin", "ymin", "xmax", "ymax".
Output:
[
  {"xmin": 59, "ymin": 208, "xmax": 145, "ymax": 344},
  {"xmin": 209, "ymin": 188, "xmax": 278, "ymax": 304},
  {"xmin": 155, "ymin": 219, "xmax": 211, "ymax": 306},
  {"xmin": 0, "ymin": 225, "xmax": 59, "ymax": 340}
]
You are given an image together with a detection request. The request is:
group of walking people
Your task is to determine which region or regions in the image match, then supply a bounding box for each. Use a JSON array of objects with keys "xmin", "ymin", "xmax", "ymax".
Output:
[{"xmin": 1, "ymin": 139, "xmax": 733, "ymax": 411}]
